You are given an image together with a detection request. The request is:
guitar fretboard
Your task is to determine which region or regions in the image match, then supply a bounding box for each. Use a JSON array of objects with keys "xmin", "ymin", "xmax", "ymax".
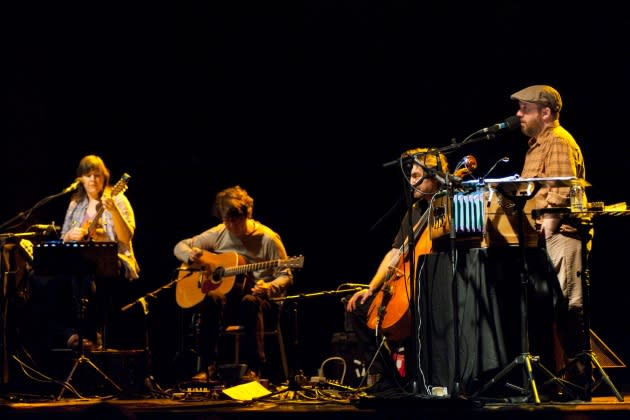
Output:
[{"xmin": 225, "ymin": 260, "xmax": 283, "ymax": 276}]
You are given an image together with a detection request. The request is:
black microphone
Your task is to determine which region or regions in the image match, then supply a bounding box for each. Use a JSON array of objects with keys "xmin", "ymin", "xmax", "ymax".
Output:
[
  {"xmin": 413, "ymin": 158, "xmax": 453, "ymax": 186},
  {"xmin": 61, "ymin": 178, "xmax": 81, "ymax": 194},
  {"xmin": 479, "ymin": 116, "xmax": 520, "ymax": 134}
]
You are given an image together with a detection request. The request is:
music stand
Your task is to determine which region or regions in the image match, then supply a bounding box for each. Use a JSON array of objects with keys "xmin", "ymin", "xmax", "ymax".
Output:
[
  {"xmin": 34, "ymin": 241, "xmax": 123, "ymax": 399},
  {"xmin": 468, "ymin": 177, "xmax": 577, "ymax": 404}
]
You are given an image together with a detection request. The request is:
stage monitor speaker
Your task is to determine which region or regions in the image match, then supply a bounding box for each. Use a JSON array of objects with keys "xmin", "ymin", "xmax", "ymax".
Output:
[
  {"xmin": 590, "ymin": 329, "xmax": 625, "ymax": 369},
  {"xmin": 329, "ymin": 331, "xmax": 365, "ymax": 387}
]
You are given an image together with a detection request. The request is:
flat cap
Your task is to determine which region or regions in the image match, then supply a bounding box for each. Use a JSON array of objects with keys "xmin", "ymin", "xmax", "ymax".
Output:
[{"xmin": 510, "ymin": 85, "xmax": 562, "ymax": 112}]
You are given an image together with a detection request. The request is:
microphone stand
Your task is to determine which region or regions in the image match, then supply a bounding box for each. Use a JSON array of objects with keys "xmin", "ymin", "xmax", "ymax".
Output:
[
  {"xmin": 1, "ymin": 183, "xmax": 76, "ymax": 389},
  {"xmin": 256, "ymin": 288, "xmax": 363, "ymax": 400},
  {"xmin": 412, "ymin": 150, "xmax": 467, "ymax": 399},
  {"xmin": 0, "ymin": 184, "xmax": 76, "ymax": 233},
  {"xmin": 435, "ymin": 133, "xmax": 507, "ymax": 398},
  {"xmin": 445, "ymin": 171, "xmax": 463, "ymax": 398},
  {"xmin": 403, "ymin": 176, "xmax": 420, "ymax": 395},
  {"xmin": 119, "ymin": 273, "xmax": 181, "ymax": 396},
  {"xmin": 270, "ymin": 288, "xmax": 364, "ymax": 302},
  {"xmin": 437, "ymin": 133, "xmax": 497, "ymax": 155}
]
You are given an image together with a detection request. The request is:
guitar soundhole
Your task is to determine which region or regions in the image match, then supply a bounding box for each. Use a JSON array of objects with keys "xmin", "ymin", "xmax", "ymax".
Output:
[
  {"xmin": 201, "ymin": 266, "xmax": 225, "ymax": 294},
  {"xmin": 212, "ymin": 267, "xmax": 225, "ymax": 282}
]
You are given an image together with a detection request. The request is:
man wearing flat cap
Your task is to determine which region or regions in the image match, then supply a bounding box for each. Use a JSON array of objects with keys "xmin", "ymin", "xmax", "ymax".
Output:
[
  {"xmin": 511, "ymin": 85, "xmax": 563, "ymax": 114},
  {"xmin": 511, "ymin": 84, "xmax": 587, "ymax": 384}
]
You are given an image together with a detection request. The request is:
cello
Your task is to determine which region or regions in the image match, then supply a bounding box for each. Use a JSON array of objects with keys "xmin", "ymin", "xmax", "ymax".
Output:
[
  {"xmin": 366, "ymin": 209, "xmax": 432, "ymax": 342},
  {"xmin": 366, "ymin": 159, "xmax": 476, "ymax": 342}
]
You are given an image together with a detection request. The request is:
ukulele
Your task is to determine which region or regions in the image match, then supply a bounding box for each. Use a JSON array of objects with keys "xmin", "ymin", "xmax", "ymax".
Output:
[{"xmin": 83, "ymin": 173, "xmax": 131, "ymax": 240}]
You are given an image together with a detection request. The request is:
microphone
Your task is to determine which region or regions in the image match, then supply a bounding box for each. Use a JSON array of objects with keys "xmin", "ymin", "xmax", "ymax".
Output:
[
  {"xmin": 61, "ymin": 178, "xmax": 81, "ymax": 194},
  {"xmin": 483, "ymin": 157, "xmax": 510, "ymax": 178},
  {"xmin": 412, "ymin": 157, "xmax": 455, "ymax": 186},
  {"xmin": 479, "ymin": 116, "xmax": 520, "ymax": 134}
]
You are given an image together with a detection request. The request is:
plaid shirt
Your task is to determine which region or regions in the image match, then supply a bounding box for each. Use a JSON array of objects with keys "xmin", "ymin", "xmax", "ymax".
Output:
[{"xmin": 520, "ymin": 120, "xmax": 586, "ymax": 212}]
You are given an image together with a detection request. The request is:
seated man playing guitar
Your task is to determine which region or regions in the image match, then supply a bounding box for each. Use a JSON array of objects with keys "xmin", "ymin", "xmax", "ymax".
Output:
[
  {"xmin": 173, "ymin": 185, "xmax": 294, "ymax": 382},
  {"xmin": 345, "ymin": 148, "xmax": 449, "ymax": 393}
]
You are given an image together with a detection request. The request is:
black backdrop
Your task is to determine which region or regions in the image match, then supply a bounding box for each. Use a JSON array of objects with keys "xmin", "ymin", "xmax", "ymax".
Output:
[{"xmin": 4, "ymin": 2, "xmax": 629, "ymax": 387}]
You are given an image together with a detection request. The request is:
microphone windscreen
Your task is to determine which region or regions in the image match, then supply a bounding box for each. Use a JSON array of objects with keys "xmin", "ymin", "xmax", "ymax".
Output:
[{"xmin": 504, "ymin": 115, "xmax": 520, "ymax": 131}]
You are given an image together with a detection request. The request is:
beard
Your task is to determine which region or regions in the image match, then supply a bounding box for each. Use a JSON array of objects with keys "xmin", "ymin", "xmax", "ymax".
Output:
[{"xmin": 522, "ymin": 116, "xmax": 544, "ymax": 137}]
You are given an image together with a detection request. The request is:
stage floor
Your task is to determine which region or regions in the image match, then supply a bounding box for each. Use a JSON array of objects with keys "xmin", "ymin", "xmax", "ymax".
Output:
[{"xmin": 2, "ymin": 381, "xmax": 630, "ymax": 420}]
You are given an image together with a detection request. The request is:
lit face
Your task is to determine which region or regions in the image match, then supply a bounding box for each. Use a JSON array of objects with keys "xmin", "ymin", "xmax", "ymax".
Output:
[
  {"xmin": 222, "ymin": 214, "xmax": 249, "ymax": 238},
  {"xmin": 515, "ymin": 101, "xmax": 544, "ymax": 137},
  {"xmin": 81, "ymin": 171, "xmax": 105, "ymax": 199},
  {"xmin": 410, "ymin": 164, "xmax": 441, "ymax": 200}
]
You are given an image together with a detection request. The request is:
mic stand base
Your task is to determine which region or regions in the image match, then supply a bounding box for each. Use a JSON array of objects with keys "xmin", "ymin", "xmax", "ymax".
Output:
[
  {"xmin": 558, "ymin": 350, "xmax": 624, "ymax": 402},
  {"xmin": 558, "ymin": 218, "xmax": 624, "ymax": 402},
  {"xmin": 57, "ymin": 353, "xmax": 123, "ymax": 400},
  {"xmin": 470, "ymin": 353, "xmax": 574, "ymax": 404},
  {"xmin": 57, "ymin": 275, "xmax": 123, "ymax": 400},
  {"xmin": 470, "ymin": 192, "xmax": 571, "ymax": 404}
]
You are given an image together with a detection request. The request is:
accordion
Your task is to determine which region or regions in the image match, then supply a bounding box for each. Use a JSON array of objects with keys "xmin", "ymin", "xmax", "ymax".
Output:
[{"xmin": 429, "ymin": 187, "xmax": 539, "ymax": 249}]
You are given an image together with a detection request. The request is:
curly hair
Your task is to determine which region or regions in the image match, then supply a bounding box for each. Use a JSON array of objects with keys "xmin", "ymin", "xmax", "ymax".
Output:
[
  {"xmin": 213, "ymin": 185, "xmax": 254, "ymax": 219},
  {"xmin": 401, "ymin": 147, "xmax": 449, "ymax": 173}
]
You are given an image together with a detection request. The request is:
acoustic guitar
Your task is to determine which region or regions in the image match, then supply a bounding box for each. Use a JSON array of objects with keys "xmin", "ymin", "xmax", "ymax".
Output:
[{"xmin": 175, "ymin": 251, "xmax": 304, "ymax": 309}]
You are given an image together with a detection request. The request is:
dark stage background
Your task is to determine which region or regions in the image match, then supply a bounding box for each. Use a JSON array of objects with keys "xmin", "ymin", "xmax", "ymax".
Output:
[{"xmin": 4, "ymin": 2, "xmax": 629, "ymax": 387}]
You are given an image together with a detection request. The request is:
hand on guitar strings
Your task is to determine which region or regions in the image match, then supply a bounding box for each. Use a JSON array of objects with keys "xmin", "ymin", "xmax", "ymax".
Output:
[
  {"xmin": 188, "ymin": 247, "xmax": 204, "ymax": 263},
  {"xmin": 64, "ymin": 226, "xmax": 89, "ymax": 241}
]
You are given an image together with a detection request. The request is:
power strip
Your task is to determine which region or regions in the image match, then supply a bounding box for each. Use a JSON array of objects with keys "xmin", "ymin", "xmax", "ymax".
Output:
[{"xmin": 324, "ymin": 380, "xmax": 357, "ymax": 392}]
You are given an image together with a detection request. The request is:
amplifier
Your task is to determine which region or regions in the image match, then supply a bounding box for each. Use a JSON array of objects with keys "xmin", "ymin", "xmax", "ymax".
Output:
[{"xmin": 429, "ymin": 188, "xmax": 539, "ymax": 249}]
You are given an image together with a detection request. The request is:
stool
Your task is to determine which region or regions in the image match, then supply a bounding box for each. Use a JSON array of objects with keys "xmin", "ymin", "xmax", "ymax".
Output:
[{"xmin": 222, "ymin": 315, "xmax": 289, "ymax": 382}]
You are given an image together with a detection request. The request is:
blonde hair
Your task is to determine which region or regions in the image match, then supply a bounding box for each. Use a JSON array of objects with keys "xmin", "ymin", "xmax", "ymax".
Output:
[{"xmin": 401, "ymin": 147, "xmax": 449, "ymax": 173}]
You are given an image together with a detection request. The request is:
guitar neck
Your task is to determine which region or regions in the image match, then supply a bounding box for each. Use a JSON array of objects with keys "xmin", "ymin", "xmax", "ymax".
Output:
[
  {"xmin": 83, "ymin": 173, "xmax": 130, "ymax": 240},
  {"xmin": 224, "ymin": 259, "xmax": 283, "ymax": 276},
  {"xmin": 86, "ymin": 206, "xmax": 106, "ymax": 239}
]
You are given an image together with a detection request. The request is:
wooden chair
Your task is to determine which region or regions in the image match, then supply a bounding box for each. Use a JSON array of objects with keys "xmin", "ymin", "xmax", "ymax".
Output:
[{"xmin": 221, "ymin": 305, "xmax": 289, "ymax": 382}]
